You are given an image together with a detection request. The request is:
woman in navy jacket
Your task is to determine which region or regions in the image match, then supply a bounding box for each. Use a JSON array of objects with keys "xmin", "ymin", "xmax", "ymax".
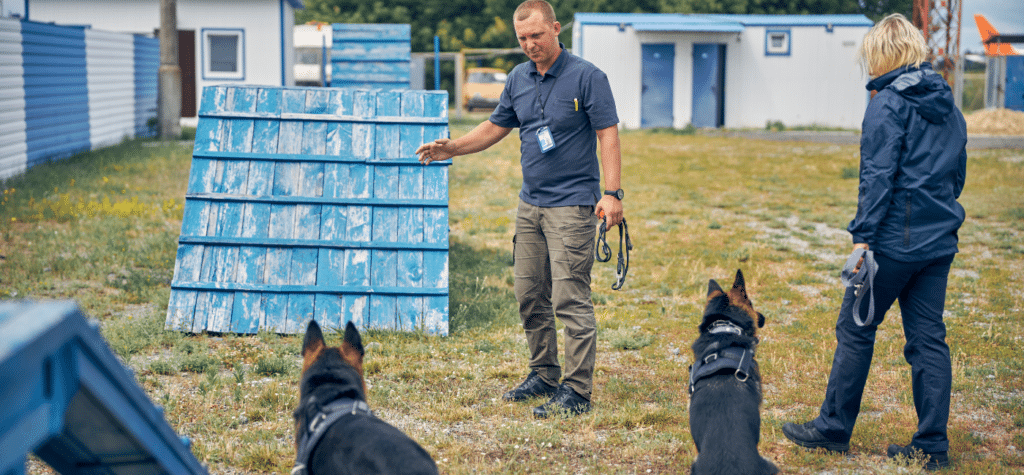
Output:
[{"xmin": 782, "ymin": 13, "xmax": 967, "ymax": 471}]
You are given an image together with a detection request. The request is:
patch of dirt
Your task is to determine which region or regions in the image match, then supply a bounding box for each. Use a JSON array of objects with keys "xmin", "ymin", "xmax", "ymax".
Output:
[{"xmin": 965, "ymin": 108, "xmax": 1024, "ymax": 136}]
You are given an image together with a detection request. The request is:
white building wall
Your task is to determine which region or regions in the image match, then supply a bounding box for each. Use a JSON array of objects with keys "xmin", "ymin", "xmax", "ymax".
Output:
[
  {"xmin": 727, "ymin": 25, "xmax": 866, "ymax": 129},
  {"xmin": 575, "ymin": 25, "xmax": 640, "ymax": 129},
  {"xmin": 29, "ymin": 0, "xmax": 296, "ymax": 116},
  {"xmin": 85, "ymin": 29, "xmax": 136, "ymax": 149},
  {"xmin": 576, "ymin": 20, "xmax": 869, "ymax": 130}
]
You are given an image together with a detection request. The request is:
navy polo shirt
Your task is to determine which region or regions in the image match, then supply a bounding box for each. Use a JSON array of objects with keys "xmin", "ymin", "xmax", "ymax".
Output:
[{"xmin": 489, "ymin": 45, "xmax": 619, "ymax": 207}]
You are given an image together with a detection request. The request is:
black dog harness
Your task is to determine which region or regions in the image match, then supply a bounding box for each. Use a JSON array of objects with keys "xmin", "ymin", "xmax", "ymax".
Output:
[
  {"xmin": 688, "ymin": 321, "xmax": 756, "ymax": 395},
  {"xmin": 293, "ymin": 397, "xmax": 374, "ymax": 475},
  {"xmin": 596, "ymin": 217, "xmax": 632, "ymax": 290}
]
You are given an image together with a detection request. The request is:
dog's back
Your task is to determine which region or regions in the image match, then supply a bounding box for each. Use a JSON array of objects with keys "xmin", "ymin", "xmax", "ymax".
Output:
[
  {"xmin": 688, "ymin": 270, "xmax": 778, "ymax": 475},
  {"xmin": 296, "ymin": 320, "xmax": 438, "ymax": 475},
  {"xmin": 309, "ymin": 415, "xmax": 437, "ymax": 474}
]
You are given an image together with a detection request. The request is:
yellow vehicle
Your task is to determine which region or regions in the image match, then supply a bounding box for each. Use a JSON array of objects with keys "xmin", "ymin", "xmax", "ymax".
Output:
[{"xmin": 463, "ymin": 67, "xmax": 507, "ymax": 111}]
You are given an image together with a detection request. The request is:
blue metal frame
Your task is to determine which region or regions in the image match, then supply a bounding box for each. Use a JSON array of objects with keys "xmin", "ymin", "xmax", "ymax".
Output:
[
  {"xmin": 200, "ymin": 27, "xmax": 246, "ymax": 81},
  {"xmin": 0, "ymin": 301, "xmax": 207, "ymax": 475}
]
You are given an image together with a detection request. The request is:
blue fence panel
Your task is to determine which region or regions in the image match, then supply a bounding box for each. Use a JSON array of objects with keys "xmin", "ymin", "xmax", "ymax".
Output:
[
  {"xmin": 21, "ymin": 21, "xmax": 90, "ymax": 169},
  {"xmin": 167, "ymin": 85, "xmax": 450, "ymax": 335},
  {"xmin": 134, "ymin": 35, "xmax": 159, "ymax": 138},
  {"xmin": 0, "ymin": 19, "xmax": 158, "ymax": 180},
  {"xmin": 0, "ymin": 301, "xmax": 207, "ymax": 475},
  {"xmin": 331, "ymin": 24, "xmax": 411, "ymax": 90},
  {"xmin": 0, "ymin": 19, "xmax": 27, "ymax": 181}
]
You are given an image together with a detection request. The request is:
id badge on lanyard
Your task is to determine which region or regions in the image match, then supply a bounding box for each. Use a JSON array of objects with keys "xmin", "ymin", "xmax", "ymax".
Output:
[{"xmin": 537, "ymin": 126, "xmax": 555, "ymax": 153}]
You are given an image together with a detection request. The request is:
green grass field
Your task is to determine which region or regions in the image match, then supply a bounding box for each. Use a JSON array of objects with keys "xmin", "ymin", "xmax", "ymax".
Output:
[{"xmin": 1, "ymin": 126, "xmax": 1022, "ymax": 474}]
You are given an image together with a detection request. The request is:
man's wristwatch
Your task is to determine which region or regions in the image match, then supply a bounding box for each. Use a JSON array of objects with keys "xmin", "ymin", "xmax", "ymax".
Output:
[{"xmin": 605, "ymin": 189, "xmax": 624, "ymax": 200}]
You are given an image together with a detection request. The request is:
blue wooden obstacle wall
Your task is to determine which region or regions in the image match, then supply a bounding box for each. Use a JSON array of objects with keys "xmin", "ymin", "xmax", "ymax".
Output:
[
  {"xmin": 330, "ymin": 24, "xmax": 411, "ymax": 89},
  {"xmin": 0, "ymin": 301, "xmax": 207, "ymax": 475},
  {"xmin": 166, "ymin": 85, "xmax": 450, "ymax": 335}
]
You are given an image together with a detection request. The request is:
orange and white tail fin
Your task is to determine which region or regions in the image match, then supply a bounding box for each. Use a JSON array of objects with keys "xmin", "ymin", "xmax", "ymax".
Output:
[{"xmin": 975, "ymin": 14, "xmax": 1021, "ymax": 56}]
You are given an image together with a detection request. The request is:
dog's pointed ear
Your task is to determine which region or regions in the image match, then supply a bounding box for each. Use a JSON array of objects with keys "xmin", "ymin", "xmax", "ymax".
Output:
[
  {"xmin": 757, "ymin": 311, "xmax": 765, "ymax": 328},
  {"xmin": 343, "ymin": 321, "xmax": 364, "ymax": 357},
  {"xmin": 731, "ymin": 269, "xmax": 750, "ymax": 301},
  {"xmin": 302, "ymin": 320, "xmax": 326, "ymax": 373},
  {"xmin": 341, "ymin": 321, "xmax": 367, "ymax": 392},
  {"xmin": 302, "ymin": 319, "xmax": 325, "ymax": 357},
  {"xmin": 707, "ymin": 279, "xmax": 724, "ymax": 296},
  {"xmin": 732, "ymin": 269, "xmax": 746, "ymax": 292}
]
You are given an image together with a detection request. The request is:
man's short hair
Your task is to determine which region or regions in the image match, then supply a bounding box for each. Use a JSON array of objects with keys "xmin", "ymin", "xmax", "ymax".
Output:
[
  {"xmin": 514, "ymin": 0, "xmax": 556, "ymax": 23},
  {"xmin": 858, "ymin": 13, "xmax": 929, "ymax": 78}
]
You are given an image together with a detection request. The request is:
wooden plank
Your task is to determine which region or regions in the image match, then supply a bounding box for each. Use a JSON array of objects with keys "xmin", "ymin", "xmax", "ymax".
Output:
[
  {"xmin": 314, "ymin": 293, "xmax": 344, "ymax": 332},
  {"xmin": 230, "ymin": 292, "xmax": 263, "ymax": 334},
  {"xmin": 352, "ymin": 90, "xmax": 375, "ymax": 160},
  {"xmin": 343, "ymin": 294, "xmax": 368, "ymax": 328},
  {"xmin": 374, "ymin": 90, "xmax": 401, "ymax": 160},
  {"xmin": 262, "ymin": 293, "xmax": 288, "ymax": 333},
  {"xmin": 193, "ymin": 86, "xmax": 226, "ymax": 152}
]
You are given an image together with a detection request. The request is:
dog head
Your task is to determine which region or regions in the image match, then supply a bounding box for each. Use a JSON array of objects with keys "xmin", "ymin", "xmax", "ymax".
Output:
[
  {"xmin": 295, "ymin": 320, "xmax": 367, "ymax": 447},
  {"xmin": 700, "ymin": 269, "xmax": 764, "ymax": 336}
]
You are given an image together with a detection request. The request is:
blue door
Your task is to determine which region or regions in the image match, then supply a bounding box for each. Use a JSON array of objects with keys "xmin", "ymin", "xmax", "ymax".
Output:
[
  {"xmin": 692, "ymin": 44, "xmax": 726, "ymax": 128},
  {"xmin": 641, "ymin": 44, "xmax": 674, "ymax": 128},
  {"xmin": 1006, "ymin": 55, "xmax": 1024, "ymax": 112}
]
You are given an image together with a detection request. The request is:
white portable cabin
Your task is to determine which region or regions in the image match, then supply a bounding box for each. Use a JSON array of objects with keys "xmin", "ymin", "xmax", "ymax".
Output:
[
  {"xmin": 26, "ymin": 0, "xmax": 303, "ymax": 119},
  {"xmin": 572, "ymin": 13, "xmax": 874, "ymax": 130},
  {"xmin": 294, "ymin": 23, "xmax": 332, "ymax": 86}
]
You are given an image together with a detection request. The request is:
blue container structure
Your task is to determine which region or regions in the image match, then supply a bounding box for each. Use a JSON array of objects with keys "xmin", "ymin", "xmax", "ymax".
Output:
[
  {"xmin": 330, "ymin": 24, "xmax": 411, "ymax": 89},
  {"xmin": 0, "ymin": 301, "xmax": 207, "ymax": 475},
  {"xmin": 166, "ymin": 85, "xmax": 451, "ymax": 335}
]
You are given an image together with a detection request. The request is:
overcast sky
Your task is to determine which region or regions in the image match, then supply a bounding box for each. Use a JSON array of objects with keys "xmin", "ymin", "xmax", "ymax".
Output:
[{"xmin": 962, "ymin": 0, "xmax": 1024, "ymax": 53}]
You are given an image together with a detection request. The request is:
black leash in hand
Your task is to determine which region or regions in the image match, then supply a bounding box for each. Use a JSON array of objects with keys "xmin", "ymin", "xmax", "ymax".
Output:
[{"xmin": 596, "ymin": 217, "xmax": 632, "ymax": 290}]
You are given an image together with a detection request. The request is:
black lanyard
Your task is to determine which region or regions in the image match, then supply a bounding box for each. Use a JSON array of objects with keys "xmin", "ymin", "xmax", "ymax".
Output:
[{"xmin": 534, "ymin": 73, "xmax": 558, "ymax": 121}]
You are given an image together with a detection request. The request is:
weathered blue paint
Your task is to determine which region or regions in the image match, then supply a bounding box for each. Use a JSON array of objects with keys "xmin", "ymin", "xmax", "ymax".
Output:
[
  {"xmin": 167, "ymin": 85, "xmax": 450, "ymax": 335},
  {"xmin": 0, "ymin": 301, "xmax": 207, "ymax": 475},
  {"xmin": 330, "ymin": 24, "xmax": 411, "ymax": 90}
]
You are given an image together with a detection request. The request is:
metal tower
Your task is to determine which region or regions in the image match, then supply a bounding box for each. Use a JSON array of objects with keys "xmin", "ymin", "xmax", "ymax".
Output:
[{"xmin": 913, "ymin": 0, "xmax": 963, "ymax": 85}]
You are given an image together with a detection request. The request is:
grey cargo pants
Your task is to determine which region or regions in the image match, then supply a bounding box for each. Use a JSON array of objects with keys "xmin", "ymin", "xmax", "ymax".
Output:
[{"xmin": 513, "ymin": 200, "xmax": 598, "ymax": 400}]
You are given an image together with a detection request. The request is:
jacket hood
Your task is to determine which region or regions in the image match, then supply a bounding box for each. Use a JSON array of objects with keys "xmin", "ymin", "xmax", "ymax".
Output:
[{"xmin": 866, "ymin": 63, "xmax": 954, "ymax": 124}]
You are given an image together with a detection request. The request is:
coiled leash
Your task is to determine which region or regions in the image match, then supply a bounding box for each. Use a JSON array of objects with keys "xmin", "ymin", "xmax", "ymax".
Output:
[
  {"xmin": 596, "ymin": 216, "xmax": 632, "ymax": 290},
  {"xmin": 841, "ymin": 247, "xmax": 878, "ymax": 327}
]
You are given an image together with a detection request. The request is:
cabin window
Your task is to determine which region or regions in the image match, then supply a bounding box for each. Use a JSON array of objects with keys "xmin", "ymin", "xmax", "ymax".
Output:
[
  {"xmin": 202, "ymin": 28, "xmax": 245, "ymax": 80},
  {"xmin": 765, "ymin": 29, "xmax": 790, "ymax": 56}
]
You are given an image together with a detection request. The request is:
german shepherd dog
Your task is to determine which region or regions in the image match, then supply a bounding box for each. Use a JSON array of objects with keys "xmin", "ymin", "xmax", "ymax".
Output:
[
  {"xmin": 688, "ymin": 270, "xmax": 778, "ymax": 475},
  {"xmin": 294, "ymin": 320, "xmax": 438, "ymax": 475}
]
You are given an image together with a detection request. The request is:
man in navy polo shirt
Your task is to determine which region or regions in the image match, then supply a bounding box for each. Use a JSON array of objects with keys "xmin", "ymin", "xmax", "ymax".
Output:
[{"xmin": 416, "ymin": 0, "xmax": 622, "ymax": 418}]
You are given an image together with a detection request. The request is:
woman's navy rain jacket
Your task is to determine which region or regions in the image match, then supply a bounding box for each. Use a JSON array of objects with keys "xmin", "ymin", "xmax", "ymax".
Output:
[{"xmin": 848, "ymin": 62, "xmax": 967, "ymax": 262}]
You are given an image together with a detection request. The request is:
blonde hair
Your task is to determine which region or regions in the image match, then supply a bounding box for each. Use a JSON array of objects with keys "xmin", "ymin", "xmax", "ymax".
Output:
[
  {"xmin": 514, "ymin": 0, "xmax": 556, "ymax": 23},
  {"xmin": 858, "ymin": 13, "xmax": 929, "ymax": 78}
]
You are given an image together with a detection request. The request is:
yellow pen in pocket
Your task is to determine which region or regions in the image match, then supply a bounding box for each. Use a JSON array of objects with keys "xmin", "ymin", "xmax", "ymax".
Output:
[{"xmin": 574, "ymin": 98, "xmax": 578, "ymax": 111}]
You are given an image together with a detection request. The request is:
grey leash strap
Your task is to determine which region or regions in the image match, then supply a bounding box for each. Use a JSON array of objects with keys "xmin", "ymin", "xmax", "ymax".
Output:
[{"xmin": 841, "ymin": 248, "xmax": 877, "ymax": 327}]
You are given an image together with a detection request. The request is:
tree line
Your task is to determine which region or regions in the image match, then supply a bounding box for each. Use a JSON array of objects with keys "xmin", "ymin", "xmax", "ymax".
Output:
[{"xmin": 297, "ymin": 0, "xmax": 911, "ymax": 54}]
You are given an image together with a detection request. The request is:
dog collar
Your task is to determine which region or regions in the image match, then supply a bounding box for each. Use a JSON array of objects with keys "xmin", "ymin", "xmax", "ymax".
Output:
[
  {"xmin": 707, "ymin": 320, "xmax": 743, "ymax": 335},
  {"xmin": 293, "ymin": 398, "xmax": 374, "ymax": 475}
]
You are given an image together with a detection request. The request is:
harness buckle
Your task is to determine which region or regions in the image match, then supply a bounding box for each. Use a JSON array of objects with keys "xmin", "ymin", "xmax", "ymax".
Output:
[{"xmin": 734, "ymin": 369, "xmax": 749, "ymax": 382}]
